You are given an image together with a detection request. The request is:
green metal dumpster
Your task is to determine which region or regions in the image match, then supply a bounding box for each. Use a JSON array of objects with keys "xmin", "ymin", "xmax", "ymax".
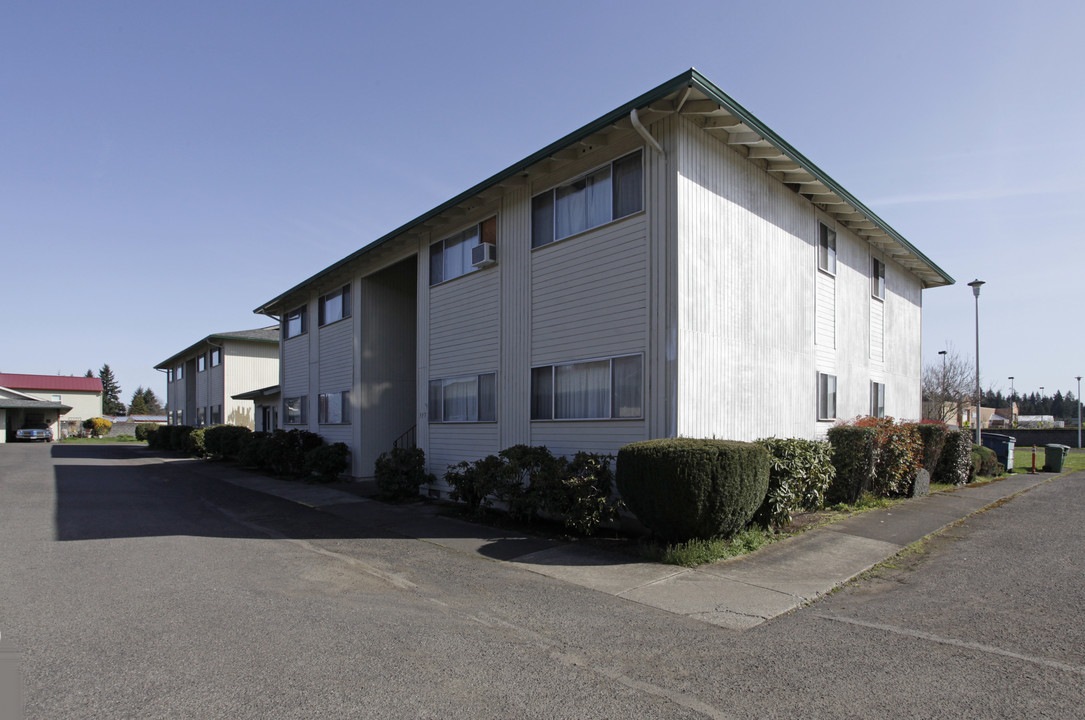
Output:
[{"xmin": 1043, "ymin": 444, "xmax": 1071, "ymax": 473}]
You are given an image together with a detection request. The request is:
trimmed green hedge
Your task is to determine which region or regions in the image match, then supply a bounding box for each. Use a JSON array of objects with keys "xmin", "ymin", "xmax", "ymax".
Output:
[
  {"xmin": 933, "ymin": 430, "xmax": 972, "ymax": 485},
  {"xmin": 615, "ymin": 438, "xmax": 769, "ymax": 542},
  {"xmin": 375, "ymin": 446, "xmax": 435, "ymax": 501},
  {"xmin": 826, "ymin": 426, "xmax": 878, "ymax": 503},
  {"xmin": 972, "ymin": 444, "xmax": 1001, "ymax": 478},
  {"xmin": 911, "ymin": 422, "xmax": 948, "ymax": 471}
]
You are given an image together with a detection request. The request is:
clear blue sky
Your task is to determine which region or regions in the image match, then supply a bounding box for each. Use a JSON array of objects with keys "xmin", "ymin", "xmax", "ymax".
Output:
[{"xmin": 2, "ymin": 0, "xmax": 1082, "ymax": 407}]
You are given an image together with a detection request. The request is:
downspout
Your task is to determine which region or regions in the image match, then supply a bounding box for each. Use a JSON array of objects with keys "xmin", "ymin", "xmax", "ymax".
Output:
[{"xmin": 630, "ymin": 109, "xmax": 664, "ymax": 155}]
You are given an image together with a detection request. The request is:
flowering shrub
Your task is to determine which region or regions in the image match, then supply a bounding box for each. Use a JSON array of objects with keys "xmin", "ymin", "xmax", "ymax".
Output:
[{"xmin": 83, "ymin": 417, "xmax": 113, "ymax": 437}]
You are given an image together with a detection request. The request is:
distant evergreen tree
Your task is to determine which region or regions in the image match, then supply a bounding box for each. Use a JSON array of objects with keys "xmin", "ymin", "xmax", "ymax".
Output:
[
  {"xmin": 129, "ymin": 386, "xmax": 149, "ymax": 415},
  {"xmin": 99, "ymin": 364, "xmax": 125, "ymax": 415},
  {"xmin": 85, "ymin": 369, "xmax": 94, "ymax": 378},
  {"xmin": 141, "ymin": 388, "xmax": 164, "ymax": 414}
]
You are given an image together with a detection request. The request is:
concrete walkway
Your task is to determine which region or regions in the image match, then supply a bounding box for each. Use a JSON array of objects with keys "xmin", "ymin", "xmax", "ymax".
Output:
[{"xmin": 175, "ymin": 453, "xmax": 1074, "ymax": 630}]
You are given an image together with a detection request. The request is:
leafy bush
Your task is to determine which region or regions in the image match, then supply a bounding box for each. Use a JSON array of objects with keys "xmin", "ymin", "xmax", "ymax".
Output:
[
  {"xmin": 753, "ymin": 438, "xmax": 836, "ymax": 528},
  {"xmin": 185, "ymin": 427, "xmax": 207, "ymax": 457},
  {"xmin": 972, "ymin": 444, "xmax": 1001, "ymax": 478},
  {"xmin": 265, "ymin": 429, "xmax": 324, "ymax": 476},
  {"xmin": 374, "ymin": 446, "xmax": 435, "ymax": 501},
  {"xmin": 135, "ymin": 423, "xmax": 158, "ymax": 442},
  {"xmin": 305, "ymin": 442, "xmax": 350, "ymax": 482},
  {"xmin": 541, "ymin": 451, "xmax": 620, "ymax": 536},
  {"xmin": 237, "ymin": 432, "xmax": 271, "ymax": 469},
  {"xmin": 826, "ymin": 425, "xmax": 879, "ymax": 503},
  {"xmin": 203, "ymin": 425, "xmax": 252, "ymax": 460},
  {"xmin": 169, "ymin": 426, "xmax": 194, "ymax": 453},
  {"xmin": 83, "ymin": 417, "xmax": 113, "ymax": 437},
  {"xmin": 497, "ymin": 444, "xmax": 566, "ymax": 522},
  {"xmin": 444, "ymin": 454, "xmax": 510, "ymax": 514},
  {"xmin": 933, "ymin": 429, "xmax": 972, "ymax": 485},
  {"xmin": 911, "ymin": 421, "xmax": 948, "ymax": 471},
  {"xmin": 616, "ymin": 438, "xmax": 770, "ymax": 542}
]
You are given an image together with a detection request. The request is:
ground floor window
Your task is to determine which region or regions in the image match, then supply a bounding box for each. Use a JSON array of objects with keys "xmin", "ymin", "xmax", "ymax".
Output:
[
  {"xmin": 284, "ymin": 396, "xmax": 307, "ymax": 425},
  {"xmin": 318, "ymin": 391, "xmax": 350, "ymax": 424},
  {"xmin": 196, "ymin": 407, "xmax": 206, "ymax": 427},
  {"xmin": 429, "ymin": 373, "xmax": 496, "ymax": 422},
  {"xmin": 531, "ymin": 354, "xmax": 642, "ymax": 420},
  {"xmin": 870, "ymin": 381, "xmax": 886, "ymax": 418},
  {"xmin": 818, "ymin": 373, "xmax": 837, "ymax": 421},
  {"xmin": 210, "ymin": 405, "xmax": 222, "ymax": 425}
]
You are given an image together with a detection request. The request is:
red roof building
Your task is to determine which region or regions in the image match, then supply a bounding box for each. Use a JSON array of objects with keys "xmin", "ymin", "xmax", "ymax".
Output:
[{"xmin": 0, "ymin": 373, "xmax": 104, "ymax": 393}]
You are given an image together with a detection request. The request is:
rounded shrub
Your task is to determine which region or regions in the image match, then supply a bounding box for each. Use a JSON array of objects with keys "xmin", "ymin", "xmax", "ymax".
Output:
[
  {"xmin": 753, "ymin": 437, "xmax": 835, "ymax": 528},
  {"xmin": 305, "ymin": 442, "xmax": 350, "ymax": 482},
  {"xmin": 374, "ymin": 446, "xmax": 434, "ymax": 501},
  {"xmin": 135, "ymin": 423, "xmax": 158, "ymax": 442},
  {"xmin": 615, "ymin": 438, "xmax": 770, "ymax": 542},
  {"xmin": 933, "ymin": 429, "xmax": 972, "ymax": 485}
]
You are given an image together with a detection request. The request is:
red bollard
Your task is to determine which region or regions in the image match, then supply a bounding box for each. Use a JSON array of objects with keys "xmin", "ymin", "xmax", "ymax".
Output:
[{"xmin": 1031, "ymin": 445, "xmax": 1037, "ymax": 474}]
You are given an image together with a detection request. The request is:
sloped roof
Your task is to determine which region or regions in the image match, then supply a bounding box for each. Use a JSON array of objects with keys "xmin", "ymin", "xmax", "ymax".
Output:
[
  {"xmin": 254, "ymin": 68, "xmax": 953, "ymax": 316},
  {"xmin": 155, "ymin": 326, "xmax": 279, "ymax": 369},
  {"xmin": 232, "ymin": 385, "xmax": 280, "ymax": 401},
  {"xmin": 0, "ymin": 397, "xmax": 72, "ymax": 411},
  {"xmin": 0, "ymin": 373, "xmax": 102, "ymax": 393}
]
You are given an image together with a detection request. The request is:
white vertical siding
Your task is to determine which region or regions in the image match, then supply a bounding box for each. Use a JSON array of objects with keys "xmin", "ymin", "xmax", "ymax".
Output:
[
  {"xmin": 498, "ymin": 186, "xmax": 531, "ymax": 451},
  {"xmin": 222, "ymin": 339, "xmax": 280, "ymax": 429},
  {"xmin": 673, "ymin": 116, "xmax": 814, "ymax": 442},
  {"xmin": 870, "ymin": 297, "xmax": 885, "ymax": 363},
  {"xmin": 816, "ymin": 272, "xmax": 836, "ymax": 351}
]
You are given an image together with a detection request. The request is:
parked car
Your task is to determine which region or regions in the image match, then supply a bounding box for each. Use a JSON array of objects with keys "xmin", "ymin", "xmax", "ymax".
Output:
[{"xmin": 16, "ymin": 423, "xmax": 53, "ymax": 442}]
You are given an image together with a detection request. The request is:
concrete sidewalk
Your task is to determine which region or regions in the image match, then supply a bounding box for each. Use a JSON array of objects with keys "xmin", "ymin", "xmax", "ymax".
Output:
[{"xmin": 159, "ymin": 451, "xmax": 1074, "ymax": 630}]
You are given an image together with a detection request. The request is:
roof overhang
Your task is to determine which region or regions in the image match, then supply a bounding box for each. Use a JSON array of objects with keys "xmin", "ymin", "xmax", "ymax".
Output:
[
  {"xmin": 155, "ymin": 329, "xmax": 279, "ymax": 370},
  {"xmin": 254, "ymin": 69, "xmax": 952, "ymax": 316},
  {"xmin": 231, "ymin": 385, "xmax": 281, "ymax": 401}
]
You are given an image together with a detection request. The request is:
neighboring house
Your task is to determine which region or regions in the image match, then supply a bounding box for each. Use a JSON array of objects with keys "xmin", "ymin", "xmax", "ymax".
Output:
[
  {"xmin": 252, "ymin": 69, "xmax": 953, "ymax": 483},
  {"xmin": 930, "ymin": 401, "xmax": 1018, "ymax": 429},
  {"xmin": 0, "ymin": 373, "xmax": 103, "ymax": 442},
  {"xmin": 1018, "ymin": 414, "xmax": 1057, "ymax": 428},
  {"xmin": 231, "ymin": 385, "xmax": 281, "ymax": 432},
  {"xmin": 155, "ymin": 327, "xmax": 280, "ymax": 430}
]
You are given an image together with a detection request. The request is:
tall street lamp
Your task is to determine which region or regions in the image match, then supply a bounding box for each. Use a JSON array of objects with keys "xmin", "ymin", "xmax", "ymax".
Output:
[
  {"xmin": 968, "ymin": 279, "xmax": 985, "ymax": 445},
  {"xmin": 939, "ymin": 350, "xmax": 948, "ymax": 420},
  {"xmin": 1077, "ymin": 376, "xmax": 1082, "ymax": 449}
]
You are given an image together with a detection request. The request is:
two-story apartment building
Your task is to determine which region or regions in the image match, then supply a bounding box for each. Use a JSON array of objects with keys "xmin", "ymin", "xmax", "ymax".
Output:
[
  {"xmin": 156, "ymin": 327, "xmax": 280, "ymax": 429},
  {"xmin": 253, "ymin": 69, "xmax": 953, "ymax": 484}
]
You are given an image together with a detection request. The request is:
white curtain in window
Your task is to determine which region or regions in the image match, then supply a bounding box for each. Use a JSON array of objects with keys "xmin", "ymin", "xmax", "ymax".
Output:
[
  {"xmin": 611, "ymin": 355, "xmax": 642, "ymax": 418},
  {"xmin": 443, "ymin": 376, "xmax": 478, "ymax": 422},
  {"xmin": 555, "ymin": 360, "xmax": 609, "ymax": 419},
  {"xmin": 555, "ymin": 167, "xmax": 611, "ymax": 240}
]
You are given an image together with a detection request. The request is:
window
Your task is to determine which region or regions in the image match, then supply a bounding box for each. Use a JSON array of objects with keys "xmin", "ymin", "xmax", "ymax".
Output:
[
  {"xmin": 175, "ymin": 365, "xmax": 183, "ymax": 381},
  {"xmin": 51, "ymin": 395, "xmax": 61, "ymax": 402},
  {"xmin": 177, "ymin": 409, "xmax": 183, "ymax": 426},
  {"xmin": 871, "ymin": 382, "xmax": 886, "ymax": 418},
  {"xmin": 210, "ymin": 348, "xmax": 221, "ymax": 367},
  {"xmin": 817, "ymin": 373, "xmax": 837, "ymax": 421},
  {"xmin": 532, "ymin": 150, "xmax": 643, "ymax": 248},
  {"xmin": 196, "ymin": 407, "xmax": 206, "ymax": 427},
  {"xmin": 284, "ymin": 306, "xmax": 307, "ymax": 339},
  {"xmin": 318, "ymin": 284, "xmax": 351, "ymax": 326},
  {"xmin": 818, "ymin": 222, "xmax": 837, "ymax": 275},
  {"xmin": 531, "ymin": 354, "xmax": 643, "ymax": 420},
  {"xmin": 430, "ymin": 217, "xmax": 497, "ymax": 285},
  {"xmin": 197, "ymin": 354, "xmax": 207, "ymax": 372},
  {"xmin": 210, "ymin": 405, "xmax": 222, "ymax": 425},
  {"xmin": 284, "ymin": 396, "xmax": 307, "ymax": 425},
  {"xmin": 428, "ymin": 373, "xmax": 496, "ymax": 422},
  {"xmin": 871, "ymin": 257, "xmax": 885, "ymax": 299},
  {"xmin": 318, "ymin": 391, "xmax": 350, "ymax": 424}
]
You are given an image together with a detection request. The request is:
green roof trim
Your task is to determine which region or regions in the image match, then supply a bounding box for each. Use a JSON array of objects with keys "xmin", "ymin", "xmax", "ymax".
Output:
[{"xmin": 254, "ymin": 69, "xmax": 952, "ymax": 315}]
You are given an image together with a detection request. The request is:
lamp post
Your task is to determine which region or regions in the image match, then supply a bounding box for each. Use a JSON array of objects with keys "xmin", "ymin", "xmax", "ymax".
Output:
[
  {"xmin": 1008, "ymin": 376, "xmax": 1015, "ymax": 424},
  {"xmin": 1077, "ymin": 376, "xmax": 1082, "ymax": 449},
  {"xmin": 967, "ymin": 279, "xmax": 985, "ymax": 445},
  {"xmin": 939, "ymin": 350, "xmax": 948, "ymax": 421}
]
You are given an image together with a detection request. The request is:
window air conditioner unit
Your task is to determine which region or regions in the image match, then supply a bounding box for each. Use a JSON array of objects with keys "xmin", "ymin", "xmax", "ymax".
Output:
[{"xmin": 471, "ymin": 242, "xmax": 497, "ymax": 268}]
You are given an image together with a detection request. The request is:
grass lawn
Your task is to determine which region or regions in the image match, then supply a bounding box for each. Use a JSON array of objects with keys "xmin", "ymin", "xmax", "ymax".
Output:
[
  {"xmin": 59, "ymin": 436, "xmax": 143, "ymax": 444},
  {"xmin": 1010, "ymin": 443, "xmax": 1085, "ymax": 474}
]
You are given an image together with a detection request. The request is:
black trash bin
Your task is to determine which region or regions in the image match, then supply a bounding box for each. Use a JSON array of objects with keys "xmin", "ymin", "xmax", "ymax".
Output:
[{"xmin": 981, "ymin": 433, "xmax": 1016, "ymax": 473}]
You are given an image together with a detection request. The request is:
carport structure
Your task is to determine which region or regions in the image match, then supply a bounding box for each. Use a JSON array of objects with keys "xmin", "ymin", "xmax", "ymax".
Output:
[{"xmin": 0, "ymin": 391, "xmax": 72, "ymax": 443}]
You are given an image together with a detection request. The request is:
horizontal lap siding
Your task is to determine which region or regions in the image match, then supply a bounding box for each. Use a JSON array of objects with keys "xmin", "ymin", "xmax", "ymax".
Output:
[
  {"xmin": 282, "ymin": 334, "xmax": 309, "ymax": 398},
  {"xmin": 530, "ymin": 215, "xmax": 648, "ymax": 365},
  {"xmin": 428, "ymin": 423, "xmax": 500, "ymax": 480},
  {"xmin": 530, "ymin": 421, "xmax": 647, "ymax": 457},
  {"xmin": 429, "ymin": 270, "xmax": 500, "ymax": 377},
  {"xmin": 318, "ymin": 320, "xmax": 353, "ymax": 393}
]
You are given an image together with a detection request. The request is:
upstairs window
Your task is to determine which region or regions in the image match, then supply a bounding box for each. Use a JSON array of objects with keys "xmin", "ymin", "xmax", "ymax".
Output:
[
  {"xmin": 197, "ymin": 354, "xmax": 207, "ymax": 372},
  {"xmin": 284, "ymin": 306, "xmax": 307, "ymax": 339},
  {"xmin": 818, "ymin": 222, "xmax": 837, "ymax": 275},
  {"xmin": 319, "ymin": 285, "xmax": 351, "ymax": 326},
  {"xmin": 871, "ymin": 382, "xmax": 886, "ymax": 418},
  {"xmin": 210, "ymin": 348, "xmax": 221, "ymax": 367},
  {"xmin": 428, "ymin": 373, "xmax": 496, "ymax": 422},
  {"xmin": 430, "ymin": 217, "xmax": 497, "ymax": 285},
  {"xmin": 871, "ymin": 257, "xmax": 885, "ymax": 299},
  {"xmin": 167, "ymin": 369, "xmax": 173, "ymax": 382},
  {"xmin": 175, "ymin": 365, "xmax": 183, "ymax": 381},
  {"xmin": 532, "ymin": 150, "xmax": 643, "ymax": 248},
  {"xmin": 817, "ymin": 372, "xmax": 837, "ymax": 421}
]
